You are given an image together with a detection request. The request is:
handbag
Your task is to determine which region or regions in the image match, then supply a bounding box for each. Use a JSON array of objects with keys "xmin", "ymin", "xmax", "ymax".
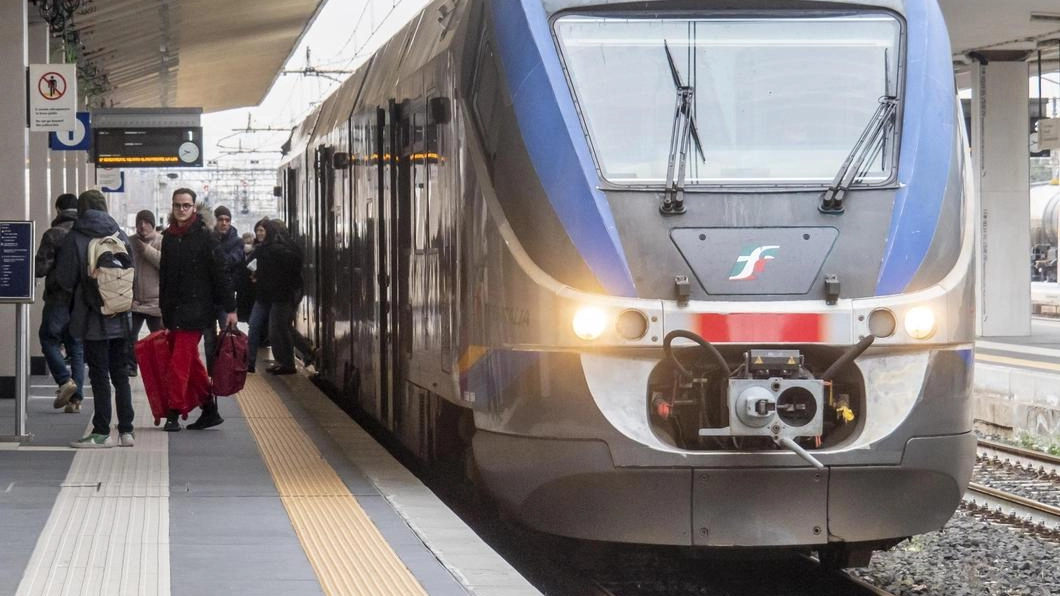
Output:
[{"xmin": 212, "ymin": 327, "xmax": 248, "ymax": 396}]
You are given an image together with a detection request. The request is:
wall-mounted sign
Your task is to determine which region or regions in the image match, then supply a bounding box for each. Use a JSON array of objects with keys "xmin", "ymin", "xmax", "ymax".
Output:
[
  {"xmin": 93, "ymin": 127, "xmax": 203, "ymax": 167},
  {"xmin": 0, "ymin": 221, "xmax": 35, "ymax": 303},
  {"xmin": 1039, "ymin": 119, "xmax": 1060, "ymax": 152},
  {"xmin": 49, "ymin": 111, "xmax": 91, "ymax": 151},
  {"xmin": 28, "ymin": 64, "xmax": 77, "ymax": 131},
  {"xmin": 97, "ymin": 168, "xmax": 125, "ymax": 193}
]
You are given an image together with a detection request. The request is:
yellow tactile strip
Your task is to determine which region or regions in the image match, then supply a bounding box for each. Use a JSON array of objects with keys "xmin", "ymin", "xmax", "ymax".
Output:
[{"xmin": 236, "ymin": 374, "xmax": 427, "ymax": 596}]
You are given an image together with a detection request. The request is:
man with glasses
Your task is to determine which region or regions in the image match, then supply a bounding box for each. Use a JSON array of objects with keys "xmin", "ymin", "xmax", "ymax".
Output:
[{"xmin": 159, "ymin": 188, "xmax": 237, "ymax": 431}]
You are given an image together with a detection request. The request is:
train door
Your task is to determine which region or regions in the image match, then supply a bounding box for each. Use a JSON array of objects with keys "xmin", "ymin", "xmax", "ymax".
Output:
[
  {"xmin": 375, "ymin": 106, "xmax": 393, "ymax": 426},
  {"xmin": 390, "ymin": 99, "xmax": 417, "ymax": 441},
  {"xmin": 316, "ymin": 144, "xmax": 337, "ymax": 373}
]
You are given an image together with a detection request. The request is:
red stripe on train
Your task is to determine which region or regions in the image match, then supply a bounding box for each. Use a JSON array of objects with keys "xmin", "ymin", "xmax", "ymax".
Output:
[{"xmin": 695, "ymin": 313, "xmax": 825, "ymax": 342}]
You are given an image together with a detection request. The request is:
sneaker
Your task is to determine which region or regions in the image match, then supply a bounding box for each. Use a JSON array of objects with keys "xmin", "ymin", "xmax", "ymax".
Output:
[
  {"xmin": 53, "ymin": 379, "xmax": 77, "ymax": 409},
  {"xmin": 163, "ymin": 418, "xmax": 181, "ymax": 432},
  {"xmin": 70, "ymin": 433, "xmax": 112, "ymax": 448},
  {"xmin": 63, "ymin": 401, "xmax": 81, "ymax": 414},
  {"xmin": 119, "ymin": 432, "xmax": 135, "ymax": 447}
]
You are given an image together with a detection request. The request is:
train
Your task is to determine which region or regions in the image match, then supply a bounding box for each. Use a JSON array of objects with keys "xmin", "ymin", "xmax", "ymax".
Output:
[{"xmin": 278, "ymin": 0, "xmax": 976, "ymax": 567}]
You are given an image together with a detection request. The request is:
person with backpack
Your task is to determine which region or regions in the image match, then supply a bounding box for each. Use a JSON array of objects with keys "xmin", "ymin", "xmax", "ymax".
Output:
[
  {"xmin": 159, "ymin": 188, "xmax": 237, "ymax": 431},
  {"xmin": 54, "ymin": 189, "xmax": 136, "ymax": 448},
  {"xmin": 35, "ymin": 193, "xmax": 85, "ymax": 414}
]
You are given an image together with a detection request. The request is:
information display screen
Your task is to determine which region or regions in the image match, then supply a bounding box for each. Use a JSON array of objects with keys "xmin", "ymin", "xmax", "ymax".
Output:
[
  {"xmin": 93, "ymin": 126, "xmax": 203, "ymax": 167},
  {"xmin": 0, "ymin": 221, "xmax": 35, "ymax": 303}
]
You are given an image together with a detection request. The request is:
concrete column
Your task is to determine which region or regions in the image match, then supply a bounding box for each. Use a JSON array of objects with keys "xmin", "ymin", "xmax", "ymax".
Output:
[
  {"xmin": 0, "ymin": 1, "xmax": 28, "ymax": 396},
  {"xmin": 972, "ymin": 60, "xmax": 1032, "ymax": 337},
  {"xmin": 27, "ymin": 22, "xmax": 49, "ymax": 368},
  {"xmin": 50, "ymin": 150, "xmax": 65, "ymax": 196}
]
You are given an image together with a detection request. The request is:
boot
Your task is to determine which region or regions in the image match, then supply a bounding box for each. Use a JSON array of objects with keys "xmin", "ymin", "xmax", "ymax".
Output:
[
  {"xmin": 163, "ymin": 410, "xmax": 181, "ymax": 432},
  {"xmin": 188, "ymin": 397, "xmax": 224, "ymax": 430}
]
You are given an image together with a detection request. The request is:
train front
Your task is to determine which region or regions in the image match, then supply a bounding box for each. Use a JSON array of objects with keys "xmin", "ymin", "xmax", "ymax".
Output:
[{"xmin": 468, "ymin": 0, "xmax": 975, "ymax": 562}]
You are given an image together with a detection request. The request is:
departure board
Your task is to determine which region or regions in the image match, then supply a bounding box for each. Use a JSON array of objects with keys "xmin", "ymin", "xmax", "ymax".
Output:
[
  {"xmin": 93, "ymin": 127, "xmax": 203, "ymax": 167},
  {"xmin": 0, "ymin": 221, "xmax": 34, "ymax": 303}
]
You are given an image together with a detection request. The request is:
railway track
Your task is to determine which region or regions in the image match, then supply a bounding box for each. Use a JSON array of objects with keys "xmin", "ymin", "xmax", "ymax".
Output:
[{"xmin": 965, "ymin": 439, "xmax": 1060, "ymax": 538}]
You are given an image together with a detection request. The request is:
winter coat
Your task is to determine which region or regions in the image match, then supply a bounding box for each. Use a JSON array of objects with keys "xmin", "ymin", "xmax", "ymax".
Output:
[
  {"xmin": 34, "ymin": 208, "xmax": 78, "ymax": 303},
  {"xmin": 130, "ymin": 230, "xmax": 162, "ymax": 317},
  {"xmin": 54, "ymin": 209, "xmax": 132, "ymax": 341},
  {"xmin": 214, "ymin": 225, "xmax": 245, "ymax": 286},
  {"xmin": 255, "ymin": 239, "xmax": 304, "ymax": 304},
  {"xmin": 159, "ymin": 209, "xmax": 235, "ymax": 330}
]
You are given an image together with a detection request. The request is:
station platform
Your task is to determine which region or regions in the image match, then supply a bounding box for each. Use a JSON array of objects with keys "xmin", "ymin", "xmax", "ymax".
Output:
[
  {"xmin": 0, "ymin": 366, "xmax": 539, "ymax": 596},
  {"xmin": 974, "ymin": 312, "xmax": 1060, "ymax": 441}
]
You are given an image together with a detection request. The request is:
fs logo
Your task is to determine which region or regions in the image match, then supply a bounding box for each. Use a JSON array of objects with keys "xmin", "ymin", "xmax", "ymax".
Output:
[{"xmin": 728, "ymin": 245, "xmax": 780, "ymax": 281}]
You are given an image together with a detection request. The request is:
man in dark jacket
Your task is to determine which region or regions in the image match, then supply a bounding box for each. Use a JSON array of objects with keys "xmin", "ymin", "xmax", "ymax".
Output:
[
  {"xmin": 55, "ymin": 190, "xmax": 135, "ymax": 448},
  {"xmin": 35, "ymin": 193, "xmax": 85, "ymax": 413},
  {"xmin": 160, "ymin": 188, "xmax": 237, "ymax": 431},
  {"xmin": 212, "ymin": 205, "xmax": 244, "ymax": 329}
]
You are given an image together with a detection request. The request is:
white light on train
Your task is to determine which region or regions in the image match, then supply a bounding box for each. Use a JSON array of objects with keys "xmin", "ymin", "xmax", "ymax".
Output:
[
  {"xmin": 903, "ymin": 306, "xmax": 936, "ymax": 340},
  {"xmin": 572, "ymin": 306, "xmax": 608, "ymax": 341}
]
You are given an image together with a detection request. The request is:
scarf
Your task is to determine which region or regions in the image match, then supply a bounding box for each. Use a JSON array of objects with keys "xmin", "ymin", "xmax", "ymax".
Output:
[{"xmin": 167, "ymin": 213, "xmax": 198, "ymax": 237}]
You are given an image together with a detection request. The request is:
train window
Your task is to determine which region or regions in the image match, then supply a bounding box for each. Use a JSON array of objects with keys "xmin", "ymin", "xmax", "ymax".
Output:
[{"xmin": 554, "ymin": 13, "xmax": 902, "ymax": 187}]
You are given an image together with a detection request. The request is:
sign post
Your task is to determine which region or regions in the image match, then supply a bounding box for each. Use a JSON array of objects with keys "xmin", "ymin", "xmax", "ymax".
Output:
[{"xmin": 0, "ymin": 222, "xmax": 36, "ymax": 443}]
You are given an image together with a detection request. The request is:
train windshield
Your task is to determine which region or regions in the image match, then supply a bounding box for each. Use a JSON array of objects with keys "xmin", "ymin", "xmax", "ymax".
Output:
[{"xmin": 554, "ymin": 14, "xmax": 902, "ymax": 187}]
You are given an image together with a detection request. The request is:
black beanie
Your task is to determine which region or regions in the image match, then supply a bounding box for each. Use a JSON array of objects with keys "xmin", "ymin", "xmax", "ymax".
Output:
[{"xmin": 214, "ymin": 205, "xmax": 232, "ymax": 219}]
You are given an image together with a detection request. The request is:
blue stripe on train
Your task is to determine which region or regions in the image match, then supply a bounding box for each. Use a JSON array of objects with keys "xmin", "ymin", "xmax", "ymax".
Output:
[
  {"xmin": 490, "ymin": 0, "xmax": 638, "ymax": 297},
  {"xmin": 876, "ymin": 0, "xmax": 955, "ymax": 295}
]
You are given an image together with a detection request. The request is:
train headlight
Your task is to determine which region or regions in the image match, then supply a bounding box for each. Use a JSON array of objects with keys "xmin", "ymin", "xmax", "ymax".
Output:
[
  {"xmin": 572, "ymin": 306, "xmax": 608, "ymax": 341},
  {"xmin": 903, "ymin": 306, "xmax": 936, "ymax": 340}
]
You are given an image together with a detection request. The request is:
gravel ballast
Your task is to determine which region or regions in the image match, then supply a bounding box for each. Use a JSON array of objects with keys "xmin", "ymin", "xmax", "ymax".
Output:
[{"xmin": 853, "ymin": 511, "xmax": 1060, "ymax": 595}]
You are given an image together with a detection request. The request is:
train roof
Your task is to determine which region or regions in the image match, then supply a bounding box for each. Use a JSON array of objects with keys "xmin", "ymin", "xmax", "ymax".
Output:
[{"xmin": 282, "ymin": 0, "xmax": 462, "ymax": 164}]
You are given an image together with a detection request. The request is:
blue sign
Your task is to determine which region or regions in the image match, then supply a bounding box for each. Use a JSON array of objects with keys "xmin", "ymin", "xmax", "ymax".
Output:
[
  {"xmin": 0, "ymin": 221, "xmax": 35, "ymax": 303},
  {"xmin": 48, "ymin": 111, "xmax": 91, "ymax": 151}
]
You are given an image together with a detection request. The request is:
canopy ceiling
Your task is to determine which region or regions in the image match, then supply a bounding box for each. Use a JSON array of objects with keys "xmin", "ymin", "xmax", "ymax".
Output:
[{"xmin": 32, "ymin": 0, "xmax": 325, "ymax": 112}]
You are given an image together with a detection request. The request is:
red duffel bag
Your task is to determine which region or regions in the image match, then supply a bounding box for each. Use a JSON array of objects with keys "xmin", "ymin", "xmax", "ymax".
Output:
[
  {"xmin": 212, "ymin": 327, "xmax": 248, "ymax": 396},
  {"xmin": 135, "ymin": 329, "xmax": 172, "ymax": 425}
]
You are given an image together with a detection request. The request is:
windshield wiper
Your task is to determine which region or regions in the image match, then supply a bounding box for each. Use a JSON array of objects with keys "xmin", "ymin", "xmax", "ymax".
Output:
[
  {"xmin": 819, "ymin": 95, "xmax": 897, "ymax": 214},
  {"xmin": 660, "ymin": 41, "xmax": 706, "ymax": 216}
]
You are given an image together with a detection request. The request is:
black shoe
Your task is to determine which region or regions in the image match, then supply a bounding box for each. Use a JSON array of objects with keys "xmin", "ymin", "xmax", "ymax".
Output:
[
  {"xmin": 187, "ymin": 410, "xmax": 224, "ymax": 430},
  {"xmin": 268, "ymin": 366, "xmax": 297, "ymax": 375},
  {"xmin": 265, "ymin": 363, "xmax": 281, "ymax": 373},
  {"xmin": 247, "ymin": 363, "xmax": 255, "ymax": 373},
  {"xmin": 163, "ymin": 418, "xmax": 181, "ymax": 432}
]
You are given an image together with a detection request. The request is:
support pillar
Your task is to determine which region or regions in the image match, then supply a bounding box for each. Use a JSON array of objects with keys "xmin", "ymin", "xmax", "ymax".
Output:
[
  {"xmin": 28, "ymin": 22, "xmax": 50, "ymax": 371},
  {"xmin": 0, "ymin": 1, "xmax": 28, "ymax": 397},
  {"xmin": 972, "ymin": 60, "xmax": 1032, "ymax": 337}
]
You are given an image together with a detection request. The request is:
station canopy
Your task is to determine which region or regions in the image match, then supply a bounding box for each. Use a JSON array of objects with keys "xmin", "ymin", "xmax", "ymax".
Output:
[
  {"xmin": 47, "ymin": 0, "xmax": 325, "ymax": 112},
  {"xmin": 940, "ymin": 0, "xmax": 1060, "ymax": 66}
]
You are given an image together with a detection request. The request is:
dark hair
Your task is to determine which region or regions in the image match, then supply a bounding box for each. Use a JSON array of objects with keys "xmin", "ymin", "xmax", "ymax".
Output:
[
  {"xmin": 55, "ymin": 193, "xmax": 77, "ymax": 210},
  {"xmin": 172, "ymin": 187, "xmax": 197, "ymax": 201},
  {"xmin": 77, "ymin": 189, "xmax": 108, "ymax": 215},
  {"xmin": 214, "ymin": 205, "xmax": 232, "ymax": 219},
  {"xmin": 135, "ymin": 209, "xmax": 156, "ymax": 227}
]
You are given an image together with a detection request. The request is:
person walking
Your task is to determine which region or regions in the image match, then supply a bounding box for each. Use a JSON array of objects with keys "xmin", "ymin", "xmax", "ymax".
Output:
[
  {"xmin": 256, "ymin": 220, "xmax": 304, "ymax": 375},
  {"xmin": 125, "ymin": 210, "xmax": 163, "ymax": 375},
  {"xmin": 55, "ymin": 190, "xmax": 135, "ymax": 448},
  {"xmin": 35, "ymin": 193, "xmax": 85, "ymax": 413},
  {"xmin": 159, "ymin": 188, "xmax": 236, "ymax": 431}
]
